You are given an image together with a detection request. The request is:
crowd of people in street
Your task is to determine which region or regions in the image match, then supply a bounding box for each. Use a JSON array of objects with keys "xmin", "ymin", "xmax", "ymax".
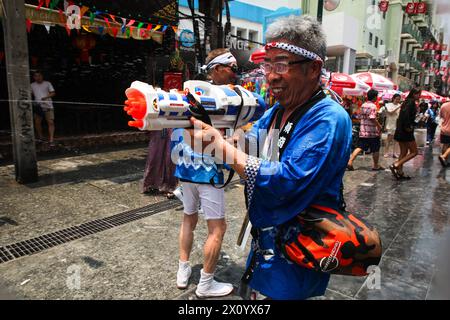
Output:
[{"xmin": 345, "ymin": 86, "xmax": 449, "ymax": 180}]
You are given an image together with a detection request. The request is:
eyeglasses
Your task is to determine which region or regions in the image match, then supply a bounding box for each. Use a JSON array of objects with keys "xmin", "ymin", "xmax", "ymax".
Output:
[
  {"xmin": 261, "ymin": 60, "xmax": 311, "ymax": 75},
  {"xmin": 219, "ymin": 64, "xmax": 238, "ymax": 73}
]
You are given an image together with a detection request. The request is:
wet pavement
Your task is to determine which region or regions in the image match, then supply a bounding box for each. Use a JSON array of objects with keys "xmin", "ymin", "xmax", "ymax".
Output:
[{"xmin": 0, "ymin": 142, "xmax": 449, "ymax": 300}]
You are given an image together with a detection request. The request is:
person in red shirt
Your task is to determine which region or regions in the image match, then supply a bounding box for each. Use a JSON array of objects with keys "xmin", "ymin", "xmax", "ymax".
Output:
[{"xmin": 347, "ymin": 89, "xmax": 383, "ymax": 171}]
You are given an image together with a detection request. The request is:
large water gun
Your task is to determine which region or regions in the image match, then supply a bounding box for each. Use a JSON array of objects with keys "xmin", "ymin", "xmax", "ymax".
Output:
[{"xmin": 123, "ymin": 80, "xmax": 265, "ymax": 131}]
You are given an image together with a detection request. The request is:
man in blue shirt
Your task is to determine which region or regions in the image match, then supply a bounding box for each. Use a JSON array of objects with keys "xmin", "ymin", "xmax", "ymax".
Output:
[{"xmin": 187, "ymin": 15, "xmax": 352, "ymax": 299}]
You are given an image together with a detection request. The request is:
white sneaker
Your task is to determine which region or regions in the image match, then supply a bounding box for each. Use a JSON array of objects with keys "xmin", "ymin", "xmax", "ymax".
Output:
[
  {"xmin": 195, "ymin": 269, "xmax": 234, "ymax": 298},
  {"xmin": 176, "ymin": 261, "xmax": 192, "ymax": 289}
]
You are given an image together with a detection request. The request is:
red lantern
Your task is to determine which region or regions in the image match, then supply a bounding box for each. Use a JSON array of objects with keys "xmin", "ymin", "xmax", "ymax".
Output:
[
  {"xmin": 378, "ymin": 1, "xmax": 389, "ymax": 12},
  {"xmin": 405, "ymin": 2, "xmax": 416, "ymax": 14},
  {"xmin": 423, "ymin": 42, "xmax": 430, "ymax": 50},
  {"xmin": 417, "ymin": 2, "xmax": 427, "ymax": 14},
  {"xmin": 72, "ymin": 34, "xmax": 96, "ymax": 63},
  {"xmin": 31, "ymin": 56, "xmax": 39, "ymax": 67}
]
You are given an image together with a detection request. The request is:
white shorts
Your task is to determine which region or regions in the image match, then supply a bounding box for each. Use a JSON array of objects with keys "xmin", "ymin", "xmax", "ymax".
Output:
[{"xmin": 181, "ymin": 182, "xmax": 225, "ymax": 220}]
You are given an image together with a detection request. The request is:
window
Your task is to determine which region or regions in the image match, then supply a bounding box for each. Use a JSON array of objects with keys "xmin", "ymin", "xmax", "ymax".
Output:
[
  {"xmin": 375, "ymin": 36, "xmax": 379, "ymax": 48},
  {"xmin": 381, "ymin": 40, "xmax": 384, "ymax": 46},
  {"xmin": 237, "ymin": 30, "xmax": 242, "ymax": 38},
  {"xmin": 369, "ymin": 33, "xmax": 373, "ymax": 45},
  {"xmin": 248, "ymin": 31, "xmax": 255, "ymax": 42}
]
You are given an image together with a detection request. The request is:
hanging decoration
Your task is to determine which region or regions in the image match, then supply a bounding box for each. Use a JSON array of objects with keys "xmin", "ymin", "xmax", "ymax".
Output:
[
  {"xmin": 26, "ymin": 18, "xmax": 33, "ymax": 33},
  {"xmin": 26, "ymin": 1, "xmax": 177, "ymax": 44},
  {"xmin": 405, "ymin": 2, "xmax": 427, "ymax": 15},
  {"xmin": 37, "ymin": 0, "xmax": 44, "ymax": 10}
]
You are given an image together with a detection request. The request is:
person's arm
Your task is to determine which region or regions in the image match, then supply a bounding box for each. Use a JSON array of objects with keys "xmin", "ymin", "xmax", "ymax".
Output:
[
  {"xmin": 386, "ymin": 103, "xmax": 399, "ymax": 114},
  {"xmin": 42, "ymin": 82, "xmax": 56, "ymax": 100},
  {"xmin": 189, "ymin": 119, "xmax": 248, "ymax": 177},
  {"xmin": 46, "ymin": 91, "xmax": 56, "ymax": 99},
  {"xmin": 189, "ymin": 114, "xmax": 349, "ymax": 212}
]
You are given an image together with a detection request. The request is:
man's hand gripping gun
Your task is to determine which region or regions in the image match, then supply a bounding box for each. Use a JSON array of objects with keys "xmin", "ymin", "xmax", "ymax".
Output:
[{"xmin": 123, "ymin": 80, "xmax": 264, "ymax": 130}]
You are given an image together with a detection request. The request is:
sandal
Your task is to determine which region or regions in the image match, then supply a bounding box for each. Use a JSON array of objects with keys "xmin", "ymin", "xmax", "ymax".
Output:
[
  {"xmin": 346, "ymin": 164, "xmax": 355, "ymax": 171},
  {"xmin": 398, "ymin": 173, "xmax": 411, "ymax": 180},
  {"xmin": 389, "ymin": 164, "xmax": 400, "ymax": 180},
  {"xmin": 372, "ymin": 166, "xmax": 385, "ymax": 171}
]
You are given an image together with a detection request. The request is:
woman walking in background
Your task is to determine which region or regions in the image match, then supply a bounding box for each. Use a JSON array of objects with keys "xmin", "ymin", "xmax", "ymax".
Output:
[
  {"xmin": 390, "ymin": 88, "xmax": 421, "ymax": 180},
  {"xmin": 383, "ymin": 94, "xmax": 402, "ymax": 158}
]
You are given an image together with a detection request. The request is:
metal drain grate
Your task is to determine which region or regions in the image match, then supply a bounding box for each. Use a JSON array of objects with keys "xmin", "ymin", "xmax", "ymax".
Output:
[{"xmin": 0, "ymin": 199, "xmax": 181, "ymax": 264}]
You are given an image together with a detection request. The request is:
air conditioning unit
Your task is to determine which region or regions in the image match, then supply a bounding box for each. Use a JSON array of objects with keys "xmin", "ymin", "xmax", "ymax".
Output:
[{"xmin": 355, "ymin": 57, "xmax": 371, "ymax": 67}]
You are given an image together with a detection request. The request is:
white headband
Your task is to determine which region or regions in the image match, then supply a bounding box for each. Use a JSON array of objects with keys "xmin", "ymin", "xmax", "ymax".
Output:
[
  {"xmin": 201, "ymin": 53, "xmax": 237, "ymax": 72},
  {"xmin": 265, "ymin": 42, "xmax": 323, "ymax": 62}
]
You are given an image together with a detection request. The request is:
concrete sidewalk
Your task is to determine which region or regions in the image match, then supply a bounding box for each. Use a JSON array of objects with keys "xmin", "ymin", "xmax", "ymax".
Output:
[{"xmin": 0, "ymin": 144, "xmax": 449, "ymax": 299}]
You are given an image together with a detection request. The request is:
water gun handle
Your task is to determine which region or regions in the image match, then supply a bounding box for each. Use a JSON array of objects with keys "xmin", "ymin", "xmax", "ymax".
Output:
[{"xmin": 184, "ymin": 91, "xmax": 212, "ymax": 126}]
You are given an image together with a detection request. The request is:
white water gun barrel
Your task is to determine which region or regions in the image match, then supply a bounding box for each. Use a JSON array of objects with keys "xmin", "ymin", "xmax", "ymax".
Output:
[{"xmin": 123, "ymin": 80, "xmax": 264, "ymax": 130}]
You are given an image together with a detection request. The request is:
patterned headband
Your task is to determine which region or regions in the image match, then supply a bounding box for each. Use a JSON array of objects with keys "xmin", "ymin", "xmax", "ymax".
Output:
[
  {"xmin": 201, "ymin": 53, "xmax": 237, "ymax": 72},
  {"xmin": 265, "ymin": 42, "xmax": 323, "ymax": 62}
]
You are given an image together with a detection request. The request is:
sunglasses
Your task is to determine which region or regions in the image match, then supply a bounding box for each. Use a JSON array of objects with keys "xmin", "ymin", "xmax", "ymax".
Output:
[{"xmin": 220, "ymin": 64, "xmax": 238, "ymax": 73}]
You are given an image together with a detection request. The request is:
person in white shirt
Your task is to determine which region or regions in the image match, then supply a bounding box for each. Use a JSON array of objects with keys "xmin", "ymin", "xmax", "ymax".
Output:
[
  {"xmin": 383, "ymin": 94, "xmax": 401, "ymax": 158},
  {"xmin": 31, "ymin": 71, "xmax": 56, "ymax": 145}
]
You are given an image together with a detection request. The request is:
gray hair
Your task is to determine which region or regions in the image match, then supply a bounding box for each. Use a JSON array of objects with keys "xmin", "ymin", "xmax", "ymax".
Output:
[{"xmin": 265, "ymin": 15, "xmax": 327, "ymax": 62}]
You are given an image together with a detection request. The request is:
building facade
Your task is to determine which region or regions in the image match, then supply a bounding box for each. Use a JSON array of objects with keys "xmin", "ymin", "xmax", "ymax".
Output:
[
  {"xmin": 301, "ymin": 0, "xmax": 448, "ymax": 94},
  {"xmin": 177, "ymin": 0, "xmax": 302, "ymax": 70},
  {"xmin": 177, "ymin": 0, "xmax": 449, "ymax": 94}
]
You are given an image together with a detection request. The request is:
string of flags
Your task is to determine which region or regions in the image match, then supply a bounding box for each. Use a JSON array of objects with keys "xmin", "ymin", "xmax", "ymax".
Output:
[{"xmin": 27, "ymin": 0, "xmax": 179, "ymax": 40}]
